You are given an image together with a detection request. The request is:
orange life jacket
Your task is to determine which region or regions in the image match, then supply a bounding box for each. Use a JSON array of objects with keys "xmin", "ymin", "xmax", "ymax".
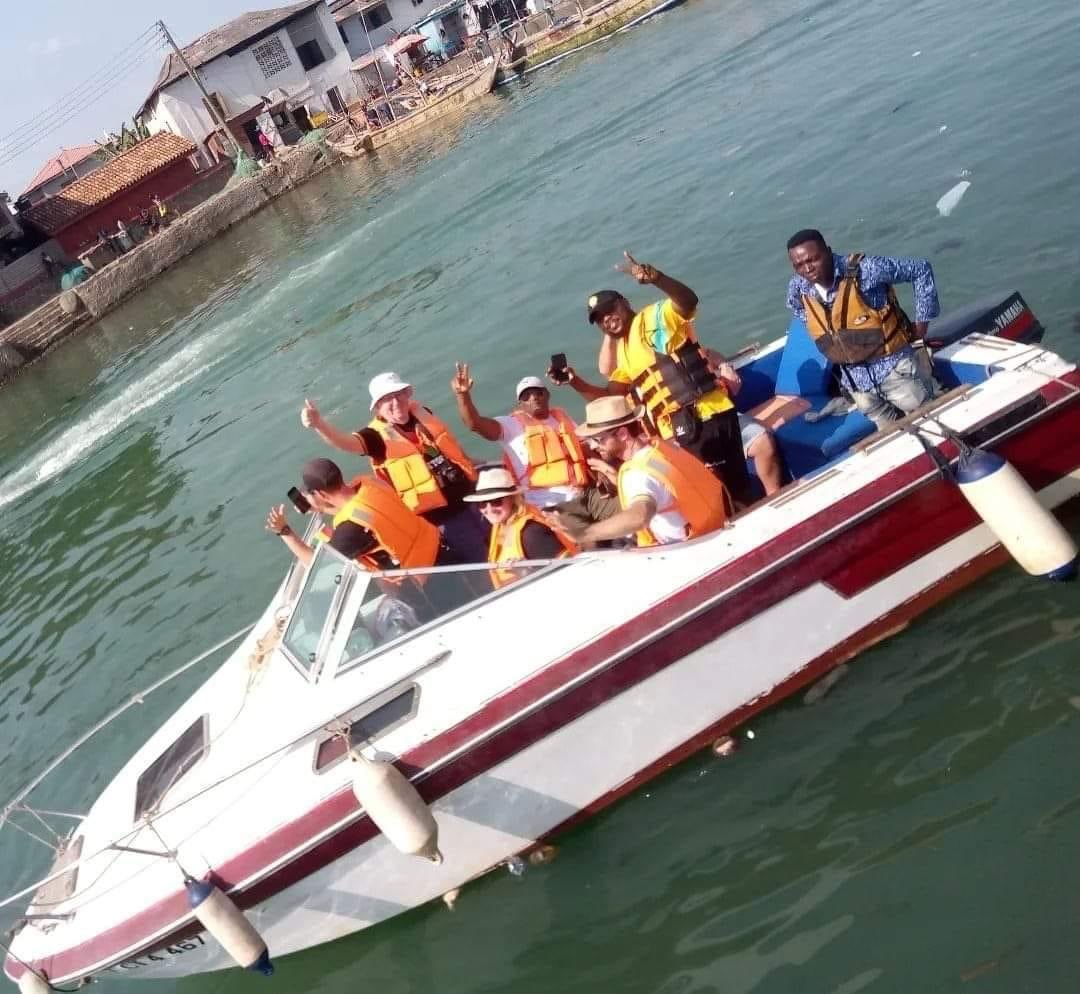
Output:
[
  {"xmin": 801, "ymin": 253, "xmax": 915, "ymax": 365},
  {"xmin": 506, "ymin": 408, "xmax": 589, "ymax": 489},
  {"xmin": 616, "ymin": 439, "xmax": 728, "ymax": 547},
  {"xmin": 368, "ymin": 404, "xmax": 477, "ymax": 514},
  {"xmin": 332, "ymin": 477, "xmax": 441, "ymax": 574},
  {"xmin": 487, "ymin": 505, "xmax": 578, "ymax": 589}
]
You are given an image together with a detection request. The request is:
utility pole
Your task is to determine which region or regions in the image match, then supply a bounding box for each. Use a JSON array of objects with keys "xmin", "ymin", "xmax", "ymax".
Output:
[{"xmin": 156, "ymin": 19, "xmax": 241, "ymax": 157}]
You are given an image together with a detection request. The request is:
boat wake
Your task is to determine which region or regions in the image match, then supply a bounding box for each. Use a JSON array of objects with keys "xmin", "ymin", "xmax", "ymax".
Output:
[{"xmin": 0, "ymin": 334, "xmax": 225, "ymax": 511}]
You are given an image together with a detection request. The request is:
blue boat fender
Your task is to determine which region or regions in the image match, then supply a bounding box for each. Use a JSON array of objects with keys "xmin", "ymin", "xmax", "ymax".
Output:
[
  {"xmin": 955, "ymin": 449, "xmax": 1078, "ymax": 581},
  {"xmin": 185, "ymin": 878, "xmax": 274, "ymax": 975}
]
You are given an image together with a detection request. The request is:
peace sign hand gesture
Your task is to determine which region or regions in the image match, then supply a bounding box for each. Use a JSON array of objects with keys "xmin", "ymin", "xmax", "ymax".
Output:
[
  {"xmin": 451, "ymin": 362, "xmax": 474, "ymax": 395},
  {"xmin": 616, "ymin": 251, "xmax": 659, "ymax": 285}
]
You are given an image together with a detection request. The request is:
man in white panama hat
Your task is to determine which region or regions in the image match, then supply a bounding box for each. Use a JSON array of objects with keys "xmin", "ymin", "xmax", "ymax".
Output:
[
  {"xmin": 565, "ymin": 395, "xmax": 729, "ymax": 547},
  {"xmin": 462, "ymin": 466, "xmax": 577, "ymax": 588}
]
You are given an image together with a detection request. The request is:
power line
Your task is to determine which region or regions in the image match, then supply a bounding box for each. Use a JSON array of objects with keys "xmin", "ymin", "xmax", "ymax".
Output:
[
  {"xmin": 0, "ymin": 25, "xmax": 168, "ymax": 171},
  {"xmin": 0, "ymin": 24, "xmax": 163, "ymax": 147},
  {"xmin": 0, "ymin": 48, "xmax": 164, "ymax": 167},
  {"xmin": 0, "ymin": 40, "xmax": 166, "ymax": 165}
]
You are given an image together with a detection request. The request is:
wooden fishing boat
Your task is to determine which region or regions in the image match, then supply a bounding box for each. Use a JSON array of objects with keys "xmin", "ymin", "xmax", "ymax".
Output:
[
  {"xmin": 496, "ymin": 0, "xmax": 686, "ymax": 83},
  {"xmin": 328, "ymin": 59, "xmax": 499, "ymax": 157}
]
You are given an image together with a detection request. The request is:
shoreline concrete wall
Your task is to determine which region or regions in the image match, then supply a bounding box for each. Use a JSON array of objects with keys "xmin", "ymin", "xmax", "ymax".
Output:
[{"xmin": 0, "ymin": 142, "xmax": 334, "ymax": 385}]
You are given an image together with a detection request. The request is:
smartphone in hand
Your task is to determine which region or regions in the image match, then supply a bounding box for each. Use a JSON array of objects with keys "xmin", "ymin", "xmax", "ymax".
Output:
[
  {"xmin": 549, "ymin": 352, "xmax": 570, "ymax": 384},
  {"xmin": 287, "ymin": 486, "xmax": 311, "ymax": 514}
]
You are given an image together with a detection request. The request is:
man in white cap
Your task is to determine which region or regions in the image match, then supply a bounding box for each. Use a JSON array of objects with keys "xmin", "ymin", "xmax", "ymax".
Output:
[
  {"xmin": 300, "ymin": 371, "xmax": 489, "ymax": 562},
  {"xmin": 450, "ymin": 362, "xmax": 618, "ymax": 527}
]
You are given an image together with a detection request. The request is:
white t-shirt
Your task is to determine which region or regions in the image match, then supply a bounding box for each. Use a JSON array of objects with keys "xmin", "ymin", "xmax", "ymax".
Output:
[
  {"xmin": 495, "ymin": 414, "xmax": 584, "ymax": 508},
  {"xmin": 618, "ymin": 459, "xmax": 689, "ymax": 545}
]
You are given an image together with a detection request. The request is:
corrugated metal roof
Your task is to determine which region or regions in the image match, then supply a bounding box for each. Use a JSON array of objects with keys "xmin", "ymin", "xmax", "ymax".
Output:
[
  {"xmin": 138, "ymin": 1, "xmax": 324, "ymax": 116},
  {"xmin": 21, "ymin": 133, "xmax": 197, "ymax": 235},
  {"xmin": 20, "ymin": 145, "xmax": 102, "ymax": 199}
]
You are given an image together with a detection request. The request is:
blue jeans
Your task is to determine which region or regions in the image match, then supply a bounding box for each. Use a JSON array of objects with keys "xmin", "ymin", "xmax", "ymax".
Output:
[{"xmin": 849, "ymin": 354, "xmax": 938, "ymax": 429}]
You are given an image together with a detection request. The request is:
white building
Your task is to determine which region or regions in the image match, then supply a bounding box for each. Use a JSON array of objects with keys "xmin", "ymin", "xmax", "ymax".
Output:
[
  {"xmin": 136, "ymin": 1, "xmax": 361, "ymax": 165},
  {"xmin": 330, "ymin": 0, "xmax": 472, "ymax": 60}
]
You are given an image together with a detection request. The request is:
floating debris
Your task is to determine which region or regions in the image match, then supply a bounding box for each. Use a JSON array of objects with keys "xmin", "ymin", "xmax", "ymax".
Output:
[
  {"xmin": 505, "ymin": 855, "xmax": 526, "ymax": 877},
  {"xmin": 528, "ymin": 844, "xmax": 558, "ymax": 865},
  {"xmin": 442, "ymin": 887, "xmax": 461, "ymax": 910},
  {"xmin": 936, "ymin": 181, "xmax": 971, "ymax": 217},
  {"xmin": 939, "ymin": 124, "xmax": 949, "ymax": 133},
  {"xmin": 803, "ymin": 664, "xmax": 850, "ymax": 705},
  {"xmin": 712, "ymin": 735, "xmax": 737, "ymax": 757},
  {"xmin": 912, "ymin": 50, "xmax": 922, "ymax": 57},
  {"xmin": 745, "ymin": 729, "xmax": 755, "ymax": 740}
]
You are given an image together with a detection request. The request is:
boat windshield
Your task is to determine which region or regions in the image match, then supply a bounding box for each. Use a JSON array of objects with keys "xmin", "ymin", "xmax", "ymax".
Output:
[
  {"xmin": 281, "ymin": 548, "xmax": 357, "ymax": 680},
  {"xmin": 279, "ymin": 545, "xmax": 569, "ymax": 681}
]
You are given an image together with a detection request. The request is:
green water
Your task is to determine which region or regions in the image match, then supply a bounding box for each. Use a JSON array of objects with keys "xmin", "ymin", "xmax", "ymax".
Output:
[{"xmin": 2, "ymin": 0, "xmax": 1080, "ymax": 989}]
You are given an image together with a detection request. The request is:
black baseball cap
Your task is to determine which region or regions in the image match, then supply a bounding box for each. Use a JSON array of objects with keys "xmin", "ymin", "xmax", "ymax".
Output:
[
  {"xmin": 587, "ymin": 290, "xmax": 626, "ymax": 324},
  {"xmin": 301, "ymin": 457, "xmax": 344, "ymax": 492}
]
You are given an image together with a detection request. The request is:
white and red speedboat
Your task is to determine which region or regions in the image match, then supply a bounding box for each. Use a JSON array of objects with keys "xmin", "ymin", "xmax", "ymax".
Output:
[{"xmin": 3, "ymin": 291, "xmax": 1078, "ymax": 988}]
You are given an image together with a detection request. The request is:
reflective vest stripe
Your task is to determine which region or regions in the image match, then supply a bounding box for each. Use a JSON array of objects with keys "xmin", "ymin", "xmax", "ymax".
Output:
[
  {"xmin": 332, "ymin": 477, "xmax": 441, "ymax": 575},
  {"xmin": 616, "ymin": 440, "xmax": 728, "ymax": 547},
  {"xmin": 509, "ymin": 408, "xmax": 589, "ymax": 489},
  {"xmin": 370, "ymin": 404, "xmax": 477, "ymax": 514},
  {"xmin": 801, "ymin": 254, "xmax": 914, "ymax": 366},
  {"xmin": 487, "ymin": 505, "xmax": 577, "ymax": 589}
]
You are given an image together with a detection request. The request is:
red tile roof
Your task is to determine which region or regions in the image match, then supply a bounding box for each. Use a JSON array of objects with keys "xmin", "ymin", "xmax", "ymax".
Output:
[
  {"xmin": 20, "ymin": 144, "xmax": 102, "ymax": 199},
  {"xmin": 21, "ymin": 133, "xmax": 197, "ymax": 235}
]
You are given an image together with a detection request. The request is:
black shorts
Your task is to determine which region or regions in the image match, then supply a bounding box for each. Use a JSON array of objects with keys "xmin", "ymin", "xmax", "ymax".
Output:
[{"xmin": 673, "ymin": 406, "xmax": 752, "ymax": 506}]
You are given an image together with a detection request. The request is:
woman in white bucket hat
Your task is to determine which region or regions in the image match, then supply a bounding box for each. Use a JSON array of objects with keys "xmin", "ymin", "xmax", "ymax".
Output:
[{"xmin": 300, "ymin": 371, "xmax": 489, "ymax": 562}]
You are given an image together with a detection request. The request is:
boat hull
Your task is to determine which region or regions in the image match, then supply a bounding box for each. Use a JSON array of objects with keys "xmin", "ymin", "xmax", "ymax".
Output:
[
  {"xmin": 495, "ymin": 0, "xmax": 684, "ymax": 83},
  {"xmin": 80, "ymin": 391, "xmax": 1080, "ymax": 980},
  {"xmin": 329, "ymin": 63, "xmax": 498, "ymax": 157}
]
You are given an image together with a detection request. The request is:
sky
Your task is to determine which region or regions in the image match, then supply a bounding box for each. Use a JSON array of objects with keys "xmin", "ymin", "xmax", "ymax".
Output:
[{"xmin": 0, "ymin": 0, "xmax": 272, "ymax": 198}]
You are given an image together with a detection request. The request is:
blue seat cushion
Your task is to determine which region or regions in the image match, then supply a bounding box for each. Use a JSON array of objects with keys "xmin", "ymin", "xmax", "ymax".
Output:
[
  {"xmin": 773, "ymin": 394, "xmax": 876, "ymax": 479},
  {"xmin": 774, "ymin": 317, "xmax": 833, "ymax": 398}
]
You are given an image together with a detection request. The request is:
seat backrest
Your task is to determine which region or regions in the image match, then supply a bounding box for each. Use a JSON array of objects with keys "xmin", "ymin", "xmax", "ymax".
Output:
[{"xmin": 774, "ymin": 316, "xmax": 832, "ymax": 398}]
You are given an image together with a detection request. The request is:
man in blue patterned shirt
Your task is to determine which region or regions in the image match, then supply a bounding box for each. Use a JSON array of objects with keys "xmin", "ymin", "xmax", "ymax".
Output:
[{"xmin": 785, "ymin": 229, "xmax": 940, "ymax": 428}]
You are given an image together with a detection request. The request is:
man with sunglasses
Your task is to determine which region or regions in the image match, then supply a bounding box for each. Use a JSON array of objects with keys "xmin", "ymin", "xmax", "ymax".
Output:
[{"xmin": 561, "ymin": 396, "xmax": 728, "ymax": 547}]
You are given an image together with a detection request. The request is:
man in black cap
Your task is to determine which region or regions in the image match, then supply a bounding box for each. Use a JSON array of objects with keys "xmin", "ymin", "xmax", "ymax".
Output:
[
  {"xmin": 265, "ymin": 458, "xmax": 442, "ymax": 568},
  {"xmin": 561, "ymin": 252, "xmax": 753, "ymax": 505},
  {"xmin": 267, "ymin": 458, "xmax": 480, "ymax": 616}
]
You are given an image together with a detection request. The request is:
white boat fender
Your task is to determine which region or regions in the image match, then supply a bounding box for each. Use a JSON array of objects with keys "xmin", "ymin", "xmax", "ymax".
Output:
[
  {"xmin": 184, "ymin": 878, "xmax": 274, "ymax": 976},
  {"xmin": 349, "ymin": 751, "xmax": 442, "ymax": 863},
  {"xmin": 16, "ymin": 971, "xmax": 51, "ymax": 994},
  {"xmin": 955, "ymin": 449, "xmax": 1078, "ymax": 581}
]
